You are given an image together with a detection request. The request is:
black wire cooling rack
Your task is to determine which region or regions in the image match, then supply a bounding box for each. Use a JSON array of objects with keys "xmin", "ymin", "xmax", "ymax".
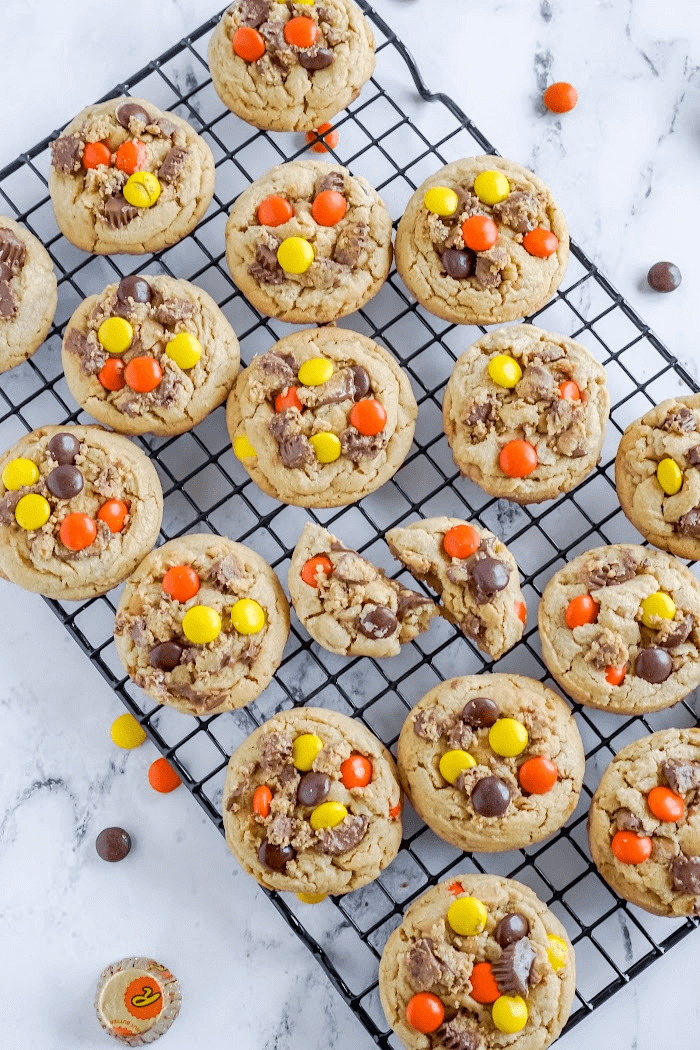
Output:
[{"xmin": 1, "ymin": 3, "xmax": 699, "ymax": 1045}]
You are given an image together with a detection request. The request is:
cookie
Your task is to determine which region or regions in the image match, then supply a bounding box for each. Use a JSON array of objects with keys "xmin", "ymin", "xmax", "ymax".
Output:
[
  {"xmin": 288, "ymin": 521, "xmax": 439, "ymax": 657},
  {"xmin": 615, "ymin": 394, "xmax": 700, "ymax": 560},
  {"xmin": 397, "ymin": 674, "xmax": 584, "ymax": 853},
  {"xmin": 443, "ymin": 325, "xmax": 609, "ymax": 504},
  {"xmin": 589, "ymin": 728, "xmax": 700, "ymax": 917},
  {"xmin": 395, "ymin": 157, "xmax": 569, "ymax": 326},
  {"xmin": 378, "ymin": 874, "xmax": 576, "ymax": 1050},
  {"xmin": 225, "ymin": 160, "xmax": 393, "ymax": 323},
  {"xmin": 539, "ymin": 543, "xmax": 700, "ymax": 714},
  {"xmin": 386, "ymin": 517, "xmax": 526, "ymax": 661},
  {"xmin": 226, "ymin": 327, "xmax": 416, "ymax": 506},
  {"xmin": 0, "ymin": 425, "xmax": 162, "ymax": 600},
  {"xmin": 222, "ymin": 706, "xmax": 402, "ymax": 895},
  {"xmin": 208, "ymin": 0, "xmax": 375, "ymax": 132},
  {"xmin": 114, "ymin": 534, "xmax": 289, "ymax": 716},
  {"xmin": 48, "ymin": 97, "xmax": 215, "ymax": 255},
  {"xmin": 62, "ymin": 274, "xmax": 240, "ymax": 437},
  {"xmin": 0, "ymin": 217, "xmax": 57, "ymax": 374}
]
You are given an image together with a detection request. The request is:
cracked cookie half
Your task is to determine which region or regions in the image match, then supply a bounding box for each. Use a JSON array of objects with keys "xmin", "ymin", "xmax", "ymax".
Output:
[{"xmin": 0, "ymin": 216, "xmax": 57, "ymax": 374}]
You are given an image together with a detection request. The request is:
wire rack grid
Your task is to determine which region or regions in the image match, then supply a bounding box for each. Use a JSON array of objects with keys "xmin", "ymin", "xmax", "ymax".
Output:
[{"xmin": 1, "ymin": 3, "xmax": 699, "ymax": 1046}]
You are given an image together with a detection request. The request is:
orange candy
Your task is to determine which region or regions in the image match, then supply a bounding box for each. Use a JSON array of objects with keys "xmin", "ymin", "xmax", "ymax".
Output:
[
  {"xmin": 97, "ymin": 499, "xmax": 129, "ymax": 533},
  {"xmin": 340, "ymin": 753, "xmax": 373, "ymax": 789},
  {"xmin": 469, "ymin": 962, "xmax": 500, "ymax": 1004},
  {"xmin": 349, "ymin": 399, "xmax": 387, "ymax": 436},
  {"xmin": 499, "ymin": 440, "xmax": 538, "ymax": 478},
  {"xmin": 306, "ymin": 122, "xmax": 339, "ymax": 154},
  {"xmin": 518, "ymin": 756, "xmax": 558, "ymax": 794},
  {"xmin": 611, "ymin": 830, "xmax": 652, "ymax": 865},
  {"xmin": 232, "ymin": 25, "xmax": 266, "ymax": 61},
  {"xmin": 115, "ymin": 140, "xmax": 147, "ymax": 175},
  {"xmin": 311, "ymin": 190, "xmax": 348, "ymax": 227},
  {"xmin": 301, "ymin": 555, "xmax": 333, "ymax": 587},
  {"xmin": 559, "ymin": 380, "xmax": 581, "ymax": 401},
  {"xmin": 284, "ymin": 16, "xmax": 318, "ymax": 48},
  {"xmin": 565, "ymin": 594, "xmax": 599, "ymax": 629},
  {"xmin": 82, "ymin": 141, "xmax": 111, "ymax": 169},
  {"xmin": 443, "ymin": 524, "xmax": 480, "ymax": 560},
  {"xmin": 98, "ymin": 358, "xmax": 126, "ymax": 391},
  {"xmin": 59, "ymin": 512, "xmax": 97, "ymax": 551},
  {"xmin": 389, "ymin": 803, "xmax": 401, "ymax": 820},
  {"xmin": 605, "ymin": 664, "xmax": 627, "ymax": 686},
  {"xmin": 275, "ymin": 386, "xmax": 302, "ymax": 413},
  {"xmin": 515, "ymin": 600, "xmax": 527, "ymax": 625},
  {"xmin": 462, "ymin": 215, "xmax": 498, "ymax": 252},
  {"xmin": 253, "ymin": 784, "xmax": 273, "ymax": 817},
  {"xmin": 162, "ymin": 565, "xmax": 200, "ymax": 602},
  {"xmin": 124, "ymin": 356, "xmax": 163, "ymax": 393},
  {"xmin": 647, "ymin": 786, "xmax": 685, "ymax": 822},
  {"xmin": 258, "ymin": 195, "xmax": 294, "ymax": 227},
  {"xmin": 448, "ymin": 881, "xmax": 463, "ymax": 895},
  {"xmin": 544, "ymin": 82, "xmax": 579, "ymax": 113},
  {"xmin": 405, "ymin": 992, "xmax": 444, "ymax": 1034},
  {"xmin": 523, "ymin": 228, "xmax": 559, "ymax": 258},
  {"xmin": 148, "ymin": 757, "xmax": 181, "ymax": 793}
]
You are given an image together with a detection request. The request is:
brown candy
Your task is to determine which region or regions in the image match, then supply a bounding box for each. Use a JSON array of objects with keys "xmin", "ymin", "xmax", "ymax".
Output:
[
  {"xmin": 647, "ymin": 261, "xmax": 681, "ymax": 293},
  {"xmin": 50, "ymin": 135, "xmax": 83, "ymax": 174},
  {"xmin": 492, "ymin": 936, "xmax": 536, "ymax": 997},
  {"xmin": 0, "ymin": 228, "xmax": 27, "ymax": 270},
  {"xmin": 671, "ymin": 854, "xmax": 700, "ymax": 894},
  {"xmin": 470, "ymin": 557, "xmax": 510, "ymax": 597},
  {"xmin": 461, "ymin": 697, "xmax": 499, "ymax": 728},
  {"xmin": 351, "ymin": 365, "xmax": 370, "ymax": 400},
  {"xmin": 0, "ymin": 261, "xmax": 12, "ymax": 282},
  {"xmin": 358, "ymin": 605, "xmax": 399, "ymax": 640},
  {"xmin": 299, "ymin": 48, "xmax": 335, "ymax": 70},
  {"xmin": 115, "ymin": 101, "xmax": 151, "ymax": 128},
  {"xmin": 442, "ymin": 248, "xmax": 473, "ymax": 280},
  {"xmin": 158, "ymin": 147, "xmax": 189, "ymax": 185},
  {"xmin": 117, "ymin": 275, "xmax": 152, "ymax": 305},
  {"xmin": 258, "ymin": 839, "xmax": 295, "ymax": 872},
  {"xmin": 493, "ymin": 912, "xmax": 529, "ymax": 948},
  {"xmin": 0, "ymin": 281, "xmax": 17, "ymax": 319},
  {"xmin": 95, "ymin": 827, "xmax": 132, "ymax": 862},
  {"xmin": 46, "ymin": 464, "xmax": 84, "ymax": 500},
  {"xmin": 471, "ymin": 775, "xmax": 511, "ymax": 817},
  {"xmin": 635, "ymin": 646, "xmax": 673, "ymax": 684},
  {"xmin": 297, "ymin": 771, "xmax": 331, "ymax": 807},
  {"xmin": 48, "ymin": 432, "xmax": 80, "ymax": 464},
  {"xmin": 104, "ymin": 194, "xmax": 139, "ymax": 229},
  {"xmin": 149, "ymin": 642, "xmax": 184, "ymax": 672}
]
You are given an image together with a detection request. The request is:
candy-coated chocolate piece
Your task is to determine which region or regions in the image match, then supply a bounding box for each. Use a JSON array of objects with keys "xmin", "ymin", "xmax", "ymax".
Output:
[
  {"xmin": 277, "ymin": 236, "xmax": 315, "ymax": 274},
  {"xmin": 470, "ymin": 556, "xmax": 510, "ymax": 596},
  {"xmin": 471, "ymin": 775, "xmax": 511, "ymax": 816},
  {"xmin": 605, "ymin": 664, "xmax": 627, "ymax": 685},
  {"xmin": 115, "ymin": 101, "xmax": 151, "ymax": 128},
  {"xmin": 275, "ymin": 386, "xmax": 302, "ymax": 412},
  {"xmin": 97, "ymin": 499, "xmax": 129, "ymax": 533},
  {"xmin": 48, "ymin": 432, "xmax": 80, "ymax": 464},
  {"xmin": 565, "ymin": 594, "xmax": 599, "ymax": 629},
  {"xmin": 424, "ymin": 186, "xmax": 459, "ymax": 216},
  {"xmin": 492, "ymin": 995, "xmax": 528, "ymax": 1034},
  {"xmin": 117, "ymin": 275, "xmax": 152, "ymax": 304},
  {"xmin": 306, "ymin": 123, "xmax": 338, "ymax": 153},
  {"xmin": 546, "ymin": 934, "xmax": 569, "ymax": 970},
  {"xmin": 488, "ymin": 353, "xmax": 522, "ymax": 388},
  {"xmin": 293, "ymin": 733, "xmax": 324, "ymax": 771},
  {"xmin": 447, "ymin": 896, "xmax": 488, "ymax": 936},
  {"xmin": 470, "ymin": 962, "xmax": 500, "ymax": 1004},
  {"xmin": 647, "ymin": 261, "xmax": 681, "ymax": 293},
  {"xmin": 115, "ymin": 140, "xmax": 147, "ymax": 175},
  {"xmin": 162, "ymin": 564, "xmax": 200, "ymax": 602},
  {"xmin": 340, "ymin": 753, "xmax": 372, "ymax": 789},
  {"xmin": 233, "ymin": 25, "xmax": 266, "ymax": 61},
  {"xmin": 59, "ymin": 512, "xmax": 97, "ymax": 551},
  {"xmin": 253, "ymin": 785, "xmax": 273, "ymax": 818},
  {"xmin": 518, "ymin": 756, "xmax": 558, "ymax": 794},
  {"xmin": 647, "ymin": 785, "xmax": 685, "ymax": 822},
  {"xmin": 640, "ymin": 591, "xmax": 676, "ymax": 627},
  {"xmin": 522, "ymin": 227, "xmax": 558, "ymax": 257},
  {"xmin": 149, "ymin": 641, "xmax": 183, "ymax": 671},
  {"xmin": 349, "ymin": 399, "xmax": 387, "ymax": 436},
  {"xmin": 301, "ymin": 555, "xmax": 333, "ymax": 587},
  {"xmin": 98, "ymin": 358, "xmax": 126, "ymax": 391},
  {"xmin": 297, "ymin": 771, "xmax": 331, "ymax": 807},
  {"xmin": 311, "ymin": 190, "xmax": 347, "ymax": 227},
  {"xmin": 358, "ymin": 605, "xmax": 398, "ymax": 639},
  {"xmin": 14, "ymin": 493, "xmax": 50, "ymax": 530},
  {"xmin": 635, "ymin": 646, "xmax": 673, "ymax": 683},
  {"xmin": 310, "ymin": 800, "xmax": 347, "ymax": 830},
  {"xmin": 97, "ymin": 316, "xmax": 133, "ymax": 354},
  {"xmin": 2, "ymin": 457, "xmax": 39, "ymax": 490},
  {"xmin": 499, "ymin": 439, "xmax": 538, "ymax": 477},
  {"xmin": 258, "ymin": 839, "xmax": 296, "ymax": 871},
  {"xmin": 181, "ymin": 605, "xmax": 222, "ymax": 644},
  {"xmin": 82, "ymin": 141, "xmax": 111, "ymax": 169},
  {"xmin": 439, "ymin": 749, "xmax": 476, "ymax": 784},
  {"xmin": 473, "ymin": 170, "xmax": 510, "ymax": 205},
  {"xmin": 111, "ymin": 712, "xmax": 146, "ymax": 749},
  {"xmin": 258, "ymin": 195, "xmax": 294, "ymax": 227},
  {"xmin": 124, "ymin": 356, "xmax": 163, "ymax": 392},
  {"xmin": 283, "ymin": 15, "xmax": 318, "ymax": 47},
  {"xmin": 47, "ymin": 464, "xmax": 83, "ymax": 500},
  {"xmin": 296, "ymin": 892, "xmax": 327, "ymax": 903},
  {"xmin": 298, "ymin": 357, "xmax": 335, "ymax": 386},
  {"xmin": 405, "ymin": 992, "xmax": 444, "ymax": 1034},
  {"xmin": 543, "ymin": 82, "xmax": 578, "ymax": 112},
  {"xmin": 462, "ymin": 214, "xmax": 498, "ymax": 252},
  {"xmin": 443, "ymin": 524, "xmax": 480, "ymax": 559},
  {"xmin": 489, "ymin": 717, "xmax": 528, "ymax": 757},
  {"xmin": 166, "ymin": 332, "xmax": 202, "ymax": 369},
  {"xmin": 234, "ymin": 435, "xmax": 257, "ymax": 460},
  {"xmin": 494, "ymin": 912, "xmax": 529, "ymax": 948},
  {"xmin": 442, "ymin": 248, "xmax": 472, "ymax": 279},
  {"xmin": 462, "ymin": 696, "xmax": 500, "ymax": 727},
  {"xmin": 559, "ymin": 380, "xmax": 581, "ymax": 401},
  {"xmin": 309, "ymin": 432, "xmax": 341, "ymax": 462},
  {"xmin": 231, "ymin": 598, "xmax": 266, "ymax": 634},
  {"xmin": 656, "ymin": 457, "xmax": 683, "ymax": 495},
  {"xmin": 148, "ymin": 757, "xmax": 181, "ymax": 793},
  {"xmin": 515, "ymin": 600, "xmax": 527, "ymax": 624},
  {"xmin": 611, "ymin": 829, "xmax": 652, "ymax": 864},
  {"xmin": 95, "ymin": 826, "xmax": 132, "ymax": 862},
  {"xmin": 123, "ymin": 171, "xmax": 161, "ymax": 208}
]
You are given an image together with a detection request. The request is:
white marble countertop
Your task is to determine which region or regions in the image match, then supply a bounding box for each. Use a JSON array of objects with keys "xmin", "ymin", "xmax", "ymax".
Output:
[{"xmin": 1, "ymin": 1, "xmax": 699, "ymax": 1047}]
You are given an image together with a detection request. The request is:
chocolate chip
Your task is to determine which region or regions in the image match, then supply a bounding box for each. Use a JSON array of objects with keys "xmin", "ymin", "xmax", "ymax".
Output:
[
  {"xmin": 461, "ymin": 697, "xmax": 499, "ymax": 727},
  {"xmin": 95, "ymin": 826, "xmax": 131, "ymax": 862},
  {"xmin": 647, "ymin": 261, "xmax": 681, "ymax": 293},
  {"xmin": 493, "ymin": 912, "xmax": 530, "ymax": 948},
  {"xmin": 635, "ymin": 646, "xmax": 673, "ymax": 683},
  {"xmin": 358, "ymin": 605, "xmax": 399, "ymax": 640},
  {"xmin": 117, "ymin": 275, "xmax": 152, "ymax": 305},
  {"xmin": 351, "ymin": 365, "xmax": 370, "ymax": 400},
  {"xmin": 258, "ymin": 839, "xmax": 296, "ymax": 872},
  {"xmin": 46, "ymin": 464, "xmax": 84, "ymax": 500},
  {"xmin": 48, "ymin": 432, "xmax": 80, "ymax": 465},
  {"xmin": 471, "ymin": 776, "xmax": 511, "ymax": 817},
  {"xmin": 115, "ymin": 100, "xmax": 151, "ymax": 128},
  {"xmin": 297, "ymin": 771, "xmax": 331, "ymax": 807},
  {"xmin": 470, "ymin": 556, "xmax": 510, "ymax": 596},
  {"xmin": 149, "ymin": 642, "xmax": 184, "ymax": 672},
  {"xmin": 299, "ymin": 48, "xmax": 335, "ymax": 70},
  {"xmin": 442, "ymin": 248, "xmax": 473, "ymax": 279}
]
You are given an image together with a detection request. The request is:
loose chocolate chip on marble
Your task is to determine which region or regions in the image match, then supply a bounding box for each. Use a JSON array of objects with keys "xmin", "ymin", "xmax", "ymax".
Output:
[
  {"xmin": 470, "ymin": 557, "xmax": 510, "ymax": 596},
  {"xmin": 471, "ymin": 776, "xmax": 512, "ymax": 817},
  {"xmin": 149, "ymin": 641, "xmax": 184, "ymax": 672},
  {"xmin": 351, "ymin": 365, "xmax": 370, "ymax": 400},
  {"xmin": 442, "ymin": 248, "xmax": 473, "ymax": 279},
  {"xmin": 46, "ymin": 464, "xmax": 84, "ymax": 500},
  {"xmin": 95, "ymin": 826, "xmax": 132, "ymax": 862},
  {"xmin": 299, "ymin": 48, "xmax": 335, "ymax": 70},
  {"xmin": 493, "ymin": 912, "xmax": 530, "ymax": 949},
  {"xmin": 115, "ymin": 101, "xmax": 151, "ymax": 128},
  {"xmin": 48, "ymin": 432, "xmax": 80, "ymax": 464},
  {"xmin": 647, "ymin": 261, "xmax": 682, "ymax": 293},
  {"xmin": 117, "ymin": 275, "xmax": 152, "ymax": 305},
  {"xmin": 635, "ymin": 646, "xmax": 673, "ymax": 684},
  {"xmin": 461, "ymin": 696, "xmax": 500, "ymax": 728},
  {"xmin": 297, "ymin": 771, "xmax": 331, "ymax": 807},
  {"xmin": 258, "ymin": 839, "xmax": 296, "ymax": 872},
  {"xmin": 358, "ymin": 605, "xmax": 399, "ymax": 640}
]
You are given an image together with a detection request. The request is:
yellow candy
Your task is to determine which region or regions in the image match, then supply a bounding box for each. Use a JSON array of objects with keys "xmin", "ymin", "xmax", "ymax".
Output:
[
  {"xmin": 424, "ymin": 186, "xmax": 459, "ymax": 217},
  {"xmin": 14, "ymin": 493, "xmax": 50, "ymax": 531},
  {"xmin": 310, "ymin": 801, "xmax": 348, "ymax": 830},
  {"xmin": 309, "ymin": 432, "xmax": 341, "ymax": 463},
  {"xmin": 111, "ymin": 712, "xmax": 147, "ymax": 750},
  {"xmin": 97, "ymin": 316, "xmax": 133, "ymax": 354},
  {"xmin": 492, "ymin": 995, "xmax": 528, "ymax": 1034},
  {"xmin": 182, "ymin": 605, "xmax": 222, "ymax": 644},
  {"xmin": 296, "ymin": 892, "xmax": 327, "ymax": 903},
  {"xmin": 657, "ymin": 457, "xmax": 683, "ymax": 495},
  {"xmin": 547, "ymin": 934, "xmax": 569, "ymax": 971},
  {"xmin": 439, "ymin": 749, "xmax": 477, "ymax": 785},
  {"xmin": 277, "ymin": 236, "xmax": 315, "ymax": 274},
  {"xmin": 489, "ymin": 717, "xmax": 529, "ymax": 757},
  {"xmin": 473, "ymin": 170, "xmax": 511, "ymax": 205},
  {"xmin": 234, "ymin": 435, "xmax": 257, "ymax": 460},
  {"xmin": 298, "ymin": 357, "xmax": 335, "ymax": 386},
  {"xmin": 166, "ymin": 332, "xmax": 202, "ymax": 369},
  {"xmin": 293, "ymin": 733, "xmax": 324, "ymax": 771},
  {"xmin": 488, "ymin": 354, "xmax": 522, "ymax": 388},
  {"xmin": 295, "ymin": 0, "xmax": 314, "ymax": 4},
  {"xmin": 231, "ymin": 598, "xmax": 266, "ymax": 635},
  {"xmin": 123, "ymin": 170, "xmax": 161, "ymax": 208},
  {"xmin": 2, "ymin": 457, "xmax": 39, "ymax": 490},
  {"xmin": 640, "ymin": 591, "xmax": 676, "ymax": 627},
  {"xmin": 447, "ymin": 896, "xmax": 488, "ymax": 936}
]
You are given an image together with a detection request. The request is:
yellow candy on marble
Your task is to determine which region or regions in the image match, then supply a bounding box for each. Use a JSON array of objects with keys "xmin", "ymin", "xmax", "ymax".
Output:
[
  {"xmin": 296, "ymin": 892, "xmax": 327, "ymax": 903},
  {"xmin": 234, "ymin": 435, "xmax": 257, "ymax": 460},
  {"xmin": 293, "ymin": 733, "xmax": 324, "ymax": 771},
  {"xmin": 123, "ymin": 170, "xmax": 161, "ymax": 208},
  {"xmin": 492, "ymin": 995, "xmax": 528, "ymax": 1034},
  {"xmin": 447, "ymin": 896, "xmax": 488, "ymax": 936},
  {"xmin": 181, "ymin": 605, "xmax": 222, "ymax": 644},
  {"xmin": 277, "ymin": 236, "xmax": 315, "ymax": 274},
  {"xmin": 97, "ymin": 316, "xmax": 133, "ymax": 354},
  {"xmin": 310, "ymin": 801, "xmax": 348, "ymax": 830},
  {"xmin": 547, "ymin": 934, "xmax": 569, "ymax": 971},
  {"xmin": 473, "ymin": 170, "xmax": 511, "ymax": 205},
  {"xmin": 298, "ymin": 357, "xmax": 334, "ymax": 386},
  {"xmin": 2, "ymin": 457, "xmax": 39, "ymax": 491},
  {"xmin": 439, "ymin": 749, "xmax": 476, "ymax": 785},
  {"xmin": 14, "ymin": 493, "xmax": 51, "ymax": 531},
  {"xmin": 656, "ymin": 457, "xmax": 683, "ymax": 495},
  {"xmin": 166, "ymin": 332, "xmax": 202, "ymax": 369},
  {"xmin": 231, "ymin": 598, "xmax": 266, "ymax": 634},
  {"xmin": 640, "ymin": 591, "xmax": 676, "ymax": 627},
  {"xmin": 488, "ymin": 354, "xmax": 522, "ymax": 388},
  {"xmin": 309, "ymin": 432, "xmax": 341, "ymax": 463},
  {"xmin": 110, "ymin": 712, "xmax": 147, "ymax": 750},
  {"xmin": 489, "ymin": 717, "xmax": 528, "ymax": 757},
  {"xmin": 424, "ymin": 186, "xmax": 459, "ymax": 217}
]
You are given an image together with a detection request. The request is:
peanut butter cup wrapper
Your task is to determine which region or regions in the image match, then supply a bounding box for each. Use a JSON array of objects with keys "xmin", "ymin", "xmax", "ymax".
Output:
[{"xmin": 95, "ymin": 956, "xmax": 181, "ymax": 1044}]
